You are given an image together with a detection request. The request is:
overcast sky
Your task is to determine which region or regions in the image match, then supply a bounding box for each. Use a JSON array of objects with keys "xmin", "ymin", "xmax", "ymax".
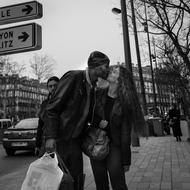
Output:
[{"xmin": 0, "ymin": 0, "xmax": 148, "ymax": 79}]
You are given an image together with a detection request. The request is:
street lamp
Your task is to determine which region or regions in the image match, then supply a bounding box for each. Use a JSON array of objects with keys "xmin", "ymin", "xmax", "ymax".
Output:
[
  {"xmin": 112, "ymin": 0, "xmax": 140, "ymax": 147},
  {"xmin": 112, "ymin": 1, "xmax": 147, "ymax": 116},
  {"xmin": 112, "ymin": 0, "xmax": 132, "ymax": 73},
  {"xmin": 130, "ymin": 0, "xmax": 147, "ymax": 115}
]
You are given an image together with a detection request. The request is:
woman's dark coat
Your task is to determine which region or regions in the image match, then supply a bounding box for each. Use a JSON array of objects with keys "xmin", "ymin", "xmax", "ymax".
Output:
[
  {"xmin": 92, "ymin": 90, "xmax": 132, "ymax": 166},
  {"xmin": 168, "ymin": 108, "xmax": 182, "ymax": 137}
]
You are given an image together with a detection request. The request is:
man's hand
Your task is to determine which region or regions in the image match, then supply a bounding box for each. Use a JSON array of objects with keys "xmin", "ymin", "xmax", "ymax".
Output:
[
  {"xmin": 45, "ymin": 138, "xmax": 56, "ymax": 153},
  {"xmin": 124, "ymin": 165, "xmax": 130, "ymax": 172}
]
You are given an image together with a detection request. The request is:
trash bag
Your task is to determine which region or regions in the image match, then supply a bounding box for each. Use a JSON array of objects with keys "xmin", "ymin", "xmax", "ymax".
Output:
[{"xmin": 21, "ymin": 152, "xmax": 63, "ymax": 190}]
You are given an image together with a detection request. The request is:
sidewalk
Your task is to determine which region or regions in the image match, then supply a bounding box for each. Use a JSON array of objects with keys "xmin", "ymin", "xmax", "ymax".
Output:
[
  {"xmin": 1, "ymin": 136, "xmax": 190, "ymax": 190},
  {"xmin": 125, "ymin": 136, "xmax": 190, "ymax": 190}
]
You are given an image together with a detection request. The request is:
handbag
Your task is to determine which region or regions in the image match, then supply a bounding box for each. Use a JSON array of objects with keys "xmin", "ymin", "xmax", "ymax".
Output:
[
  {"xmin": 82, "ymin": 122, "xmax": 109, "ymax": 160},
  {"xmin": 82, "ymin": 89, "xmax": 109, "ymax": 160}
]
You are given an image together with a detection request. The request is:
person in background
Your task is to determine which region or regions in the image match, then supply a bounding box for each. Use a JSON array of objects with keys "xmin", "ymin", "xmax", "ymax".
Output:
[
  {"xmin": 90, "ymin": 65, "xmax": 146, "ymax": 190},
  {"xmin": 168, "ymin": 103, "xmax": 182, "ymax": 141},
  {"xmin": 161, "ymin": 112, "xmax": 170, "ymax": 135},
  {"xmin": 45, "ymin": 51, "xmax": 110, "ymax": 190},
  {"xmin": 35, "ymin": 76, "xmax": 60, "ymax": 156}
]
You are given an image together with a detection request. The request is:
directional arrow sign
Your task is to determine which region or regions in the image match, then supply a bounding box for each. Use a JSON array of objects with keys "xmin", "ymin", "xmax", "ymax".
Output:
[
  {"xmin": 0, "ymin": 23, "xmax": 42, "ymax": 56},
  {"xmin": 0, "ymin": 1, "xmax": 42, "ymax": 25}
]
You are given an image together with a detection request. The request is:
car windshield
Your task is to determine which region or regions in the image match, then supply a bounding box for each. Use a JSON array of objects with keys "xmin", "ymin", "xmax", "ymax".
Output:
[{"xmin": 15, "ymin": 118, "xmax": 39, "ymax": 129}]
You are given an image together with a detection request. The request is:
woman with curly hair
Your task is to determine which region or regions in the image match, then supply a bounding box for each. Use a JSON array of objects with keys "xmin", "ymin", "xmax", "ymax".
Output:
[{"xmin": 90, "ymin": 65, "xmax": 146, "ymax": 190}]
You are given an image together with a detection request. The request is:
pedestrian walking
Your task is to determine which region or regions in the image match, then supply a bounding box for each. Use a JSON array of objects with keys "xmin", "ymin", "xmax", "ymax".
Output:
[
  {"xmin": 168, "ymin": 103, "xmax": 182, "ymax": 141},
  {"xmin": 45, "ymin": 51, "xmax": 110, "ymax": 190},
  {"xmin": 35, "ymin": 76, "xmax": 60, "ymax": 156},
  {"xmin": 161, "ymin": 112, "xmax": 170, "ymax": 135},
  {"xmin": 89, "ymin": 65, "xmax": 146, "ymax": 190}
]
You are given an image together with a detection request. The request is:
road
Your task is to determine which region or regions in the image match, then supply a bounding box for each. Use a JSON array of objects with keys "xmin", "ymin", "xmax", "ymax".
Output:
[
  {"xmin": 0, "ymin": 144, "xmax": 36, "ymax": 185},
  {"xmin": 0, "ymin": 143, "xmax": 94, "ymax": 190}
]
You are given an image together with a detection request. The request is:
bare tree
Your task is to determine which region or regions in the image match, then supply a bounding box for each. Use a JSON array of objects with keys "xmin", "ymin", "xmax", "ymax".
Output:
[
  {"xmin": 29, "ymin": 53, "xmax": 56, "ymax": 116},
  {"xmin": 30, "ymin": 53, "xmax": 55, "ymax": 83},
  {"xmin": 133, "ymin": 0, "xmax": 190, "ymax": 72},
  {"xmin": 155, "ymin": 38, "xmax": 190, "ymax": 134},
  {"xmin": 0, "ymin": 56, "xmax": 25, "ymax": 75},
  {"xmin": 156, "ymin": 36, "xmax": 189, "ymax": 88},
  {"xmin": 0, "ymin": 56, "xmax": 25, "ymax": 118}
]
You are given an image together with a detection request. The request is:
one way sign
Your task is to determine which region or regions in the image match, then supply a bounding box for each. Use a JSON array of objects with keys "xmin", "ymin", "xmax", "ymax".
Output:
[
  {"xmin": 0, "ymin": 23, "xmax": 42, "ymax": 56},
  {"xmin": 0, "ymin": 1, "xmax": 42, "ymax": 25}
]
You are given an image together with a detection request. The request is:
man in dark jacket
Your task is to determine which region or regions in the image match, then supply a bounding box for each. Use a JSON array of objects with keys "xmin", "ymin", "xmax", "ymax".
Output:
[
  {"xmin": 35, "ymin": 76, "xmax": 59, "ymax": 156},
  {"xmin": 45, "ymin": 51, "xmax": 110, "ymax": 190}
]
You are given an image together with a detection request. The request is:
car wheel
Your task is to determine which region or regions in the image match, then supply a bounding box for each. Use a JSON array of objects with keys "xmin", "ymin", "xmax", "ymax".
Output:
[{"xmin": 5, "ymin": 148, "xmax": 16, "ymax": 156}]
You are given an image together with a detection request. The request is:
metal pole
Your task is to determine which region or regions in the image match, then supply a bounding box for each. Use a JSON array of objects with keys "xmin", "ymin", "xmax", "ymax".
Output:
[
  {"xmin": 152, "ymin": 37, "xmax": 158, "ymax": 69},
  {"xmin": 152, "ymin": 37, "xmax": 163, "ymax": 115},
  {"xmin": 120, "ymin": 0, "xmax": 140, "ymax": 147},
  {"xmin": 144, "ymin": 2, "xmax": 157, "ymax": 113},
  {"xmin": 120, "ymin": 0, "xmax": 132, "ymax": 72},
  {"xmin": 130, "ymin": 0, "xmax": 147, "ymax": 115}
]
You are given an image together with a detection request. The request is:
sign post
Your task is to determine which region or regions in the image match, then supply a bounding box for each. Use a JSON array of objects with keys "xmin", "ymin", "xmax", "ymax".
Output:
[
  {"xmin": 0, "ymin": 1, "xmax": 42, "ymax": 25},
  {"xmin": 0, "ymin": 23, "xmax": 42, "ymax": 56}
]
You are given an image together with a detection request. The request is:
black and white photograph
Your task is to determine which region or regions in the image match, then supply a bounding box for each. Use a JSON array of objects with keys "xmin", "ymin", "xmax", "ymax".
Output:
[{"xmin": 0, "ymin": 0, "xmax": 190, "ymax": 190}]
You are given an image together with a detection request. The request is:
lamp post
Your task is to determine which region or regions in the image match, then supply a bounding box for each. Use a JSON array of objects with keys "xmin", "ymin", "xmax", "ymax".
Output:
[
  {"xmin": 112, "ymin": 0, "xmax": 132, "ymax": 72},
  {"xmin": 112, "ymin": 0, "xmax": 147, "ymax": 115},
  {"xmin": 143, "ymin": 2, "xmax": 157, "ymax": 114},
  {"xmin": 130, "ymin": 0, "xmax": 147, "ymax": 115},
  {"xmin": 152, "ymin": 37, "xmax": 164, "ymax": 115},
  {"xmin": 112, "ymin": 0, "xmax": 140, "ymax": 147}
]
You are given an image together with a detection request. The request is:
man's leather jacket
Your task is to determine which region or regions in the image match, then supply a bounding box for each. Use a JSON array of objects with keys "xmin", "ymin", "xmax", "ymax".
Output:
[{"xmin": 44, "ymin": 70, "xmax": 92, "ymax": 141}]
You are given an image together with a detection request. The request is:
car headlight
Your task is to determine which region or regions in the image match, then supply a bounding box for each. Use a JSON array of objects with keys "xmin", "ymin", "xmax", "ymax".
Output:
[
  {"xmin": 3, "ymin": 131, "xmax": 11, "ymax": 135},
  {"xmin": 2, "ymin": 138, "xmax": 8, "ymax": 141},
  {"xmin": 30, "ymin": 130, "xmax": 37, "ymax": 134}
]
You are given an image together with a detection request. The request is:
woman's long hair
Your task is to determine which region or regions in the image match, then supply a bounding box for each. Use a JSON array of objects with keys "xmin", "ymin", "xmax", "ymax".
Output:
[{"xmin": 110, "ymin": 65, "xmax": 147, "ymax": 136}]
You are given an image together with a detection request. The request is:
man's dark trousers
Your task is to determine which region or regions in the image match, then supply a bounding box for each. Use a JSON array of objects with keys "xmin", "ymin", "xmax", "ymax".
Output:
[{"xmin": 57, "ymin": 138, "xmax": 84, "ymax": 190}]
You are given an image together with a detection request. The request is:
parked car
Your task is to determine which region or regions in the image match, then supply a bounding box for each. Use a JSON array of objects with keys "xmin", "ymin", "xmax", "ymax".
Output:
[{"xmin": 2, "ymin": 118, "xmax": 39, "ymax": 156}]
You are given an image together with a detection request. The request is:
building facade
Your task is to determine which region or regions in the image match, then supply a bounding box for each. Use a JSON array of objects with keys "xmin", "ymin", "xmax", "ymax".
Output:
[
  {"xmin": 0, "ymin": 65, "xmax": 181, "ymax": 120},
  {"xmin": 119, "ymin": 61, "xmax": 179, "ymax": 115},
  {"xmin": 0, "ymin": 74, "xmax": 48, "ymax": 121},
  {"xmin": 133, "ymin": 65, "xmax": 179, "ymax": 115}
]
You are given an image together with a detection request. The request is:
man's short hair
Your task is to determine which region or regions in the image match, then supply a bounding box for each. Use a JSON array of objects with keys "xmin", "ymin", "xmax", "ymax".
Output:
[
  {"xmin": 88, "ymin": 51, "xmax": 110, "ymax": 68},
  {"xmin": 47, "ymin": 76, "xmax": 59, "ymax": 85}
]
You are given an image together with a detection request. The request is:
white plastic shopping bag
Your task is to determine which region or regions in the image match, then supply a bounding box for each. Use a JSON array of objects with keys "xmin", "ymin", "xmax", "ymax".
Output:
[{"xmin": 21, "ymin": 152, "xmax": 63, "ymax": 190}]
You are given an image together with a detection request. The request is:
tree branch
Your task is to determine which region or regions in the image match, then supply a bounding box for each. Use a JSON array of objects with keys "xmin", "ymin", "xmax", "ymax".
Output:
[{"xmin": 176, "ymin": 10, "xmax": 184, "ymax": 38}]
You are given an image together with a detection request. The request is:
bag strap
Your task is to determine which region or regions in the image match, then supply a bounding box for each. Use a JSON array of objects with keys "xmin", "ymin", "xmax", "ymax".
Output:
[
  {"xmin": 91, "ymin": 89, "xmax": 106, "ymax": 127},
  {"xmin": 56, "ymin": 152, "xmax": 71, "ymax": 175},
  {"xmin": 90, "ymin": 87, "xmax": 97, "ymax": 124}
]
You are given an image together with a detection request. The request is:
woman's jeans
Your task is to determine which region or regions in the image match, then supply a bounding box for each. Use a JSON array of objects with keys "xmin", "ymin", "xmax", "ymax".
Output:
[{"xmin": 90, "ymin": 147, "xmax": 128, "ymax": 190}]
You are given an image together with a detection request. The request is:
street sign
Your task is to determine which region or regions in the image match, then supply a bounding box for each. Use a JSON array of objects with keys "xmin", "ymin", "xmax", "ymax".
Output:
[
  {"xmin": 0, "ymin": 1, "xmax": 42, "ymax": 25},
  {"xmin": 0, "ymin": 23, "xmax": 42, "ymax": 56}
]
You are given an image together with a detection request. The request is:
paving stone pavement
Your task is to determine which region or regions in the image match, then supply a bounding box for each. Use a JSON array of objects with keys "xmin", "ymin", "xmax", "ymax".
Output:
[
  {"xmin": 1, "ymin": 136, "xmax": 190, "ymax": 190},
  {"xmin": 84, "ymin": 136, "xmax": 190, "ymax": 190}
]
